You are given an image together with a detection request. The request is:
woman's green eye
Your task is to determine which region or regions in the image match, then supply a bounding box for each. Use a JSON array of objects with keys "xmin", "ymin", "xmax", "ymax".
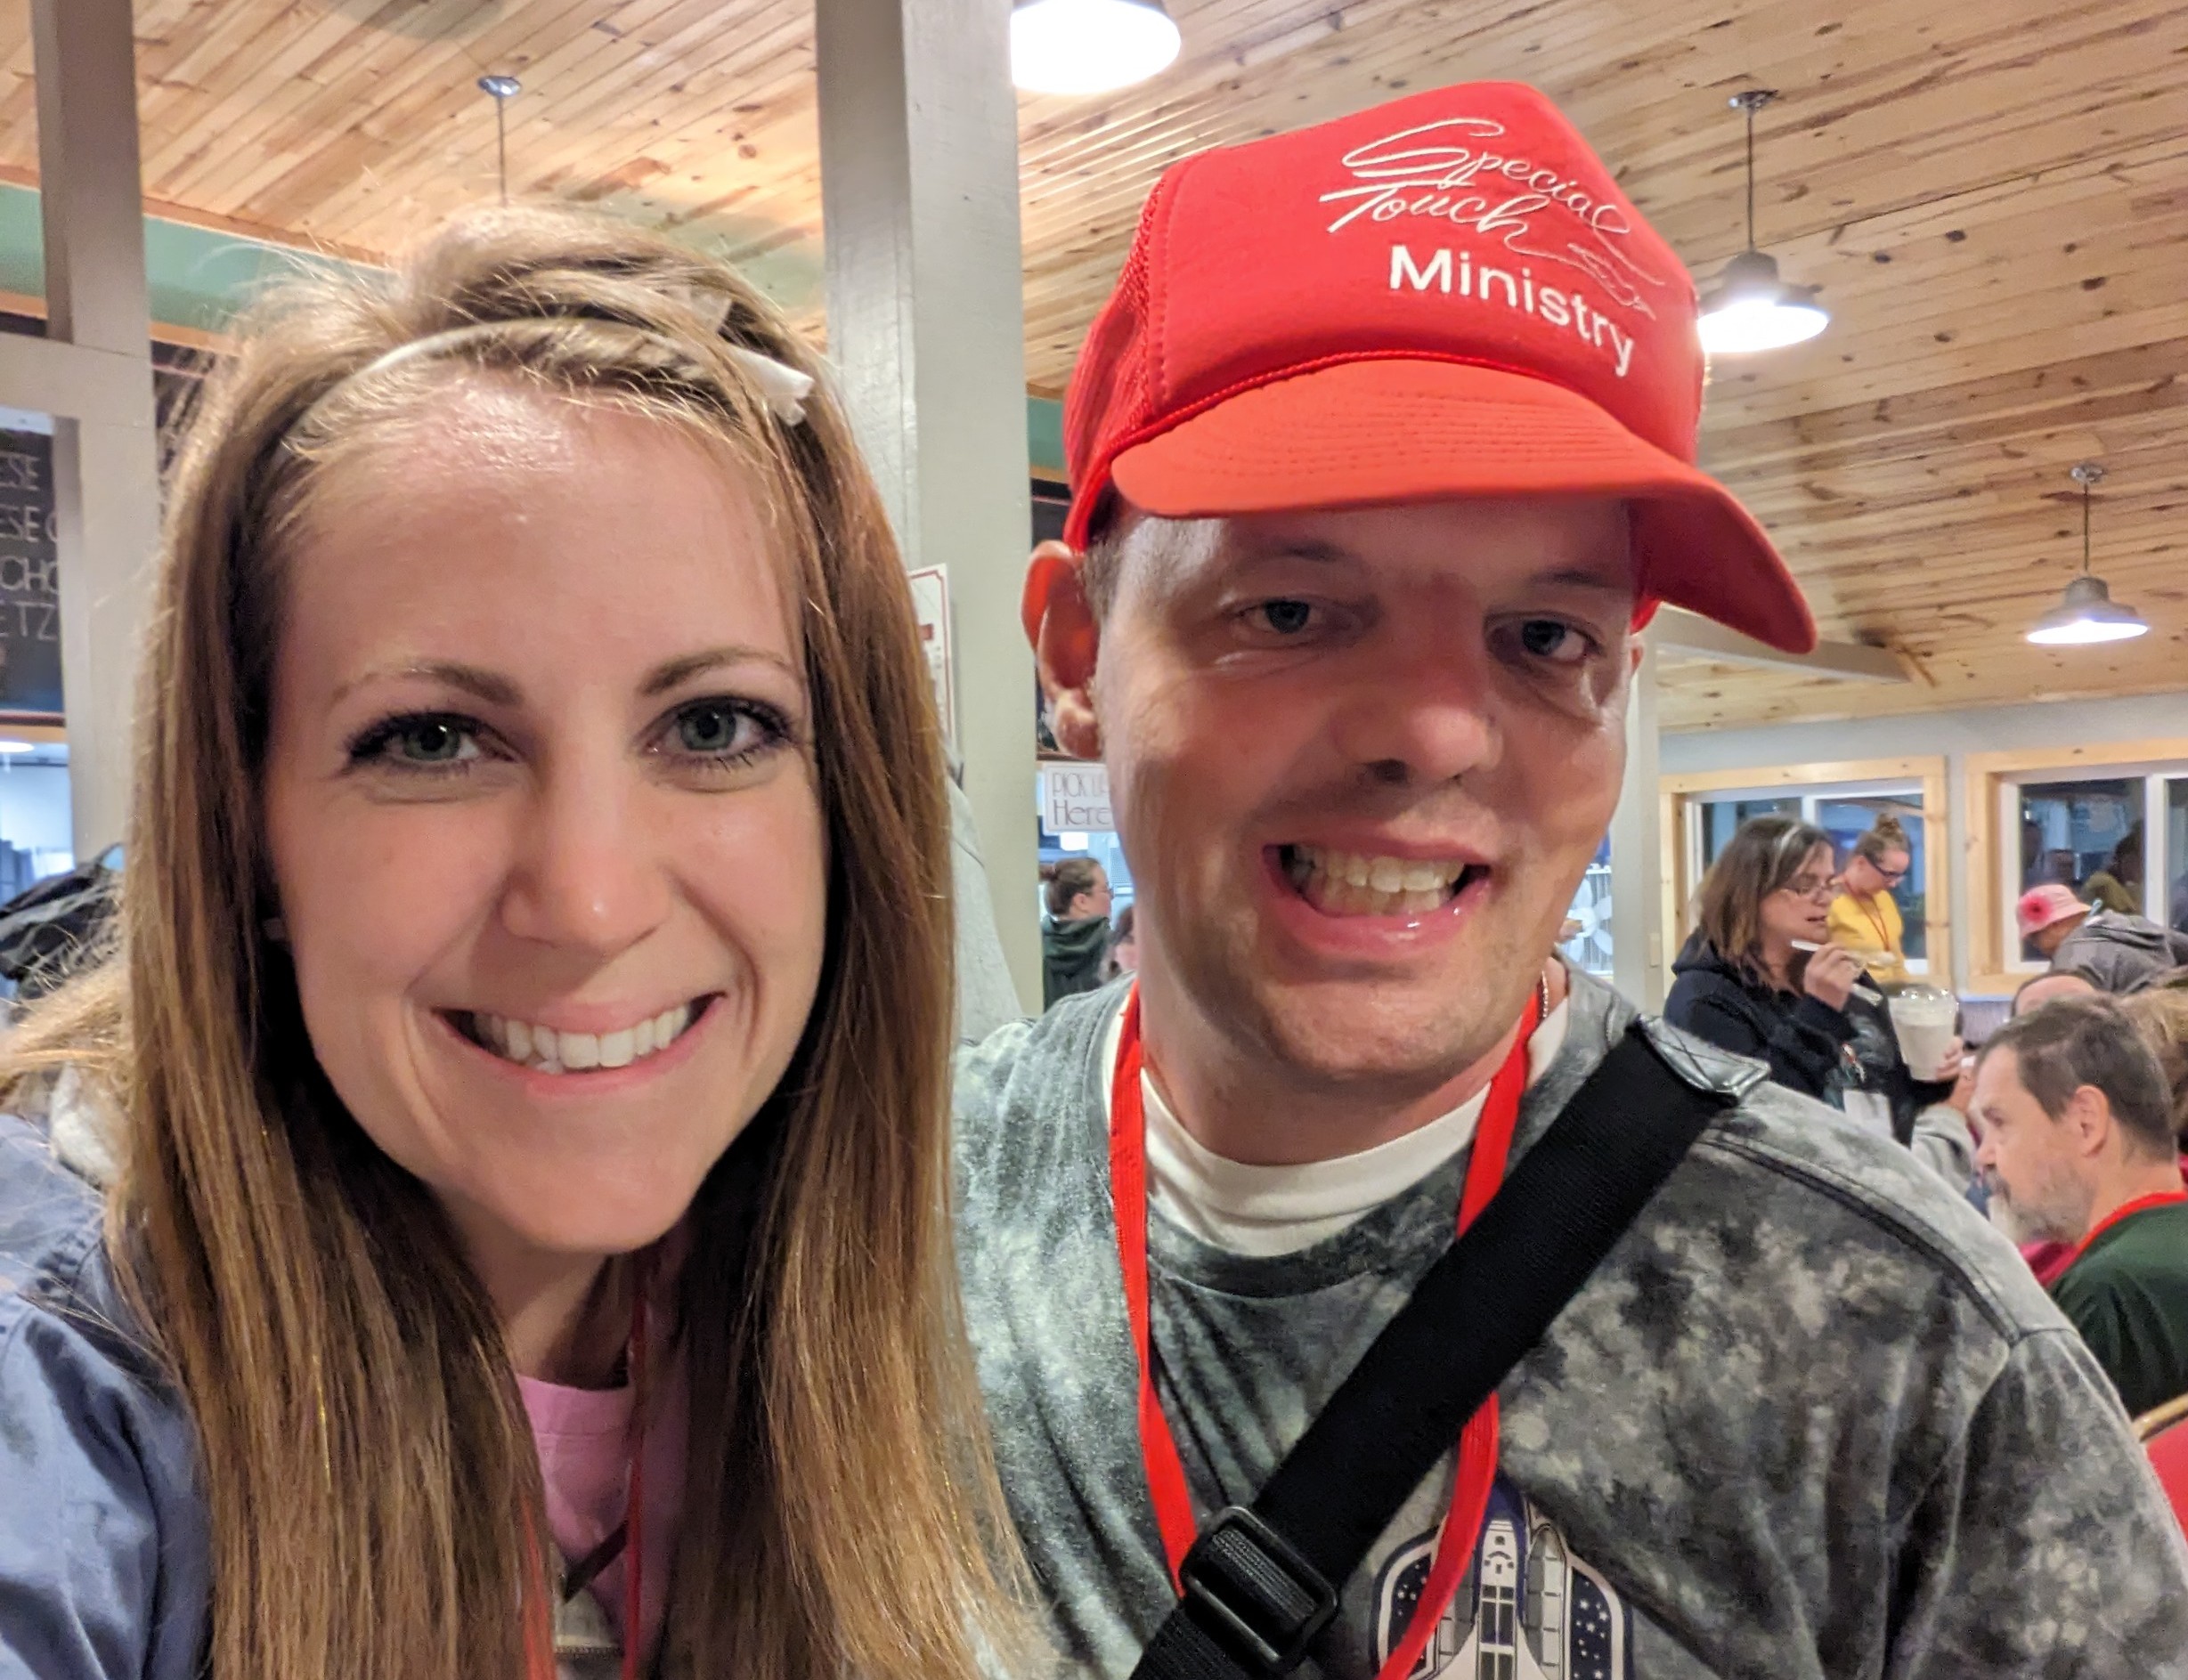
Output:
[
  {"xmin": 398, "ymin": 719, "xmax": 470, "ymax": 762},
  {"xmin": 676, "ymin": 702, "xmax": 750, "ymax": 754}
]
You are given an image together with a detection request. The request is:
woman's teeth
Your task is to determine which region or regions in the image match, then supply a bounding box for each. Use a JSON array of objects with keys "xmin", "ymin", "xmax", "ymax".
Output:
[
  {"xmin": 1283, "ymin": 845, "xmax": 1478, "ymax": 918},
  {"xmin": 468, "ymin": 1002, "xmax": 695, "ymax": 1075}
]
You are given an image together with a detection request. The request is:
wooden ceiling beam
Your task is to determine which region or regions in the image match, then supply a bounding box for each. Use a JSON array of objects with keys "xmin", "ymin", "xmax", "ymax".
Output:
[{"xmin": 1651, "ymin": 608, "xmax": 1912, "ymax": 681}]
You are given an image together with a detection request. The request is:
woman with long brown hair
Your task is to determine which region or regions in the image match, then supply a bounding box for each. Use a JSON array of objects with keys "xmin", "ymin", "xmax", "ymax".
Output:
[
  {"xmin": 1666, "ymin": 815, "xmax": 1964, "ymax": 1159},
  {"xmin": 0, "ymin": 210, "xmax": 1020, "ymax": 1679}
]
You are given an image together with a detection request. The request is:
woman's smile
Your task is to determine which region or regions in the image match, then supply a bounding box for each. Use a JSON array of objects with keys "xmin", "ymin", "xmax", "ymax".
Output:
[
  {"xmin": 264, "ymin": 384, "xmax": 829, "ymax": 1262},
  {"xmin": 447, "ymin": 995, "xmax": 712, "ymax": 1075}
]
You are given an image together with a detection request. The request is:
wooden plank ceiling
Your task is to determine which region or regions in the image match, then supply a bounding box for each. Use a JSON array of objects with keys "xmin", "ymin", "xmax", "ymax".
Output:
[{"xmin": 1, "ymin": 0, "xmax": 2184, "ymax": 733}]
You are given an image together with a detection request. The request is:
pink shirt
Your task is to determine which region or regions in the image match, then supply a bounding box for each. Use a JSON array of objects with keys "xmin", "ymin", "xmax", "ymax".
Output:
[{"xmin": 519, "ymin": 1365, "xmax": 687, "ymax": 1663}]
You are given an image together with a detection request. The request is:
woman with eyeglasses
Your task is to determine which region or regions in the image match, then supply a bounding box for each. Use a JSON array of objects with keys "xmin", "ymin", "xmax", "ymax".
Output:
[
  {"xmin": 1826, "ymin": 816, "xmax": 1916, "ymax": 986},
  {"xmin": 1667, "ymin": 816, "xmax": 1964, "ymax": 1154}
]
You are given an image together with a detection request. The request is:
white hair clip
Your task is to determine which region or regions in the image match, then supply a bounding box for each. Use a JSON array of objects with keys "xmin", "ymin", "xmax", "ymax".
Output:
[{"xmin": 726, "ymin": 344, "xmax": 815, "ymax": 426}]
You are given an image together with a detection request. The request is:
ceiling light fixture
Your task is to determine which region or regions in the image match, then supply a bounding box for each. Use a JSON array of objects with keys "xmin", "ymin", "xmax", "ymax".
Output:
[
  {"xmin": 1697, "ymin": 90, "xmax": 1829, "ymax": 356},
  {"xmin": 478, "ymin": 74, "xmax": 522, "ymax": 206},
  {"xmin": 1010, "ymin": 0, "xmax": 1181, "ymax": 96},
  {"xmin": 2026, "ymin": 462, "xmax": 2151, "ymax": 646}
]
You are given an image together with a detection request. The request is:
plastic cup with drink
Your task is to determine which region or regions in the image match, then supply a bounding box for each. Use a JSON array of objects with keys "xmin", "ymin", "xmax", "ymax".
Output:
[{"xmin": 1887, "ymin": 986, "xmax": 1959, "ymax": 1081}]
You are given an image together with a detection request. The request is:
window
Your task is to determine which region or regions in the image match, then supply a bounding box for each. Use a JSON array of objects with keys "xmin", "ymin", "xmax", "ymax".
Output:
[
  {"xmin": 1999, "ymin": 767, "xmax": 2185, "ymax": 967},
  {"xmin": 1964, "ymin": 739, "xmax": 2188, "ymax": 993},
  {"xmin": 2167, "ymin": 777, "xmax": 2188, "ymax": 932},
  {"xmin": 1557, "ymin": 838, "xmax": 1613, "ymax": 978},
  {"xmin": 0, "ymin": 742, "xmax": 74, "ymax": 898},
  {"xmin": 1685, "ymin": 783, "xmax": 1931, "ymax": 974},
  {"xmin": 2017, "ymin": 776, "xmax": 2143, "ymax": 951},
  {"xmin": 1697, "ymin": 797, "xmax": 1798, "ymax": 873},
  {"xmin": 1661, "ymin": 757, "xmax": 1949, "ymax": 990}
]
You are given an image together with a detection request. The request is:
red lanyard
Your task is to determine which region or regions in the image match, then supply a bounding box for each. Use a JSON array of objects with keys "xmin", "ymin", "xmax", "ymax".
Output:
[
  {"xmin": 524, "ymin": 1277, "xmax": 651, "ymax": 1680},
  {"xmin": 1110, "ymin": 982, "xmax": 1544, "ymax": 1680},
  {"xmin": 2061, "ymin": 1189, "xmax": 2188, "ymax": 1274},
  {"xmin": 1855, "ymin": 893, "xmax": 1893, "ymax": 956}
]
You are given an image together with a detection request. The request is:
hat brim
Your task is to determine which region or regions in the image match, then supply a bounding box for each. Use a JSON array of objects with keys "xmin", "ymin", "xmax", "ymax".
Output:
[
  {"xmin": 2019, "ymin": 900, "xmax": 2092, "ymax": 938},
  {"xmin": 1105, "ymin": 358, "xmax": 1817, "ymax": 654}
]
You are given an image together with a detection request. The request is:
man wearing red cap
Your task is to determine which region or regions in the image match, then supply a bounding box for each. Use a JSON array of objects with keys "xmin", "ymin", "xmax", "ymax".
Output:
[{"xmin": 955, "ymin": 85, "xmax": 2188, "ymax": 1676}]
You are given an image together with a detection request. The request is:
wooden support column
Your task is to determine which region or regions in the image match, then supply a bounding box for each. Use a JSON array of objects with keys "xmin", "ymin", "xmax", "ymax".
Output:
[
  {"xmin": 815, "ymin": 0, "xmax": 1041, "ymax": 1013},
  {"xmin": 32, "ymin": 0, "xmax": 160, "ymax": 856},
  {"xmin": 1610, "ymin": 637, "xmax": 1666, "ymax": 1010}
]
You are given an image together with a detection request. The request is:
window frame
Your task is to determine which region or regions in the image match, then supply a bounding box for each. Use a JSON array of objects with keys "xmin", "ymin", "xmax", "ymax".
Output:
[
  {"xmin": 1660, "ymin": 756, "xmax": 1950, "ymax": 988},
  {"xmin": 1964, "ymin": 736, "xmax": 2188, "ymax": 994}
]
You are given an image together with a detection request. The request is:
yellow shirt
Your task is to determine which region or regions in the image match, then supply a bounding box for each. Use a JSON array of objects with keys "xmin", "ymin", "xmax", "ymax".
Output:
[{"xmin": 1827, "ymin": 889, "xmax": 1909, "ymax": 986}]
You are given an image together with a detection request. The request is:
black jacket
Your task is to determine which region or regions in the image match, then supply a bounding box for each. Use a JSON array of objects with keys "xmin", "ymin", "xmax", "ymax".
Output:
[{"xmin": 1664, "ymin": 936, "xmax": 1952, "ymax": 1144}]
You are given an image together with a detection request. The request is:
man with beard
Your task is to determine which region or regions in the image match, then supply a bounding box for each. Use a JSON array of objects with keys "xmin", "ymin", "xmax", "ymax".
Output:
[{"xmin": 1975, "ymin": 995, "xmax": 2188, "ymax": 1419}]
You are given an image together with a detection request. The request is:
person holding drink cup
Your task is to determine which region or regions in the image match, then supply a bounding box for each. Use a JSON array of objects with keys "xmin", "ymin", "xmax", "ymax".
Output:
[{"xmin": 1668, "ymin": 817, "xmax": 1970, "ymax": 1177}]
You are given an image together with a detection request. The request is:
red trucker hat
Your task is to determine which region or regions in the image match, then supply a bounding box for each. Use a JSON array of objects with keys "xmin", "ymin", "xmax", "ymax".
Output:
[{"xmin": 1061, "ymin": 81, "xmax": 1816, "ymax": 653}]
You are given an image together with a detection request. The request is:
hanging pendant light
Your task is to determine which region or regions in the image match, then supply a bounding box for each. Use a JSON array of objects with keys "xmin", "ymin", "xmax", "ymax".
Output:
[
  {"xmin": 1011, "ymin": 0, "xmax": 1181, "ymax": 96},
  {"xmin": 2026, "ymin": 463, "xmax": 2151, "ymax": 645},
  {"xmin": 1697, "ymin": 91, "xmax": 1829, "ymax": 356},
  {"xmin": 478, "ymin": 74, "xmax": 522, "ymax": 206}
]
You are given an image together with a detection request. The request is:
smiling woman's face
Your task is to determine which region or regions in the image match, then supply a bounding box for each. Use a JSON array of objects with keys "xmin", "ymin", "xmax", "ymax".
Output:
[{"xmin": 262, "ymin": 379, "xmax": 827, "ymax": 1272}]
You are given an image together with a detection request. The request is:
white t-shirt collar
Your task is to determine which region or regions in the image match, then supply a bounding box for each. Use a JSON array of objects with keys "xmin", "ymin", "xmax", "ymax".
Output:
[{"xmin": 1102, "ymin": 998, "xmax": 1573, "ymax": 1259}]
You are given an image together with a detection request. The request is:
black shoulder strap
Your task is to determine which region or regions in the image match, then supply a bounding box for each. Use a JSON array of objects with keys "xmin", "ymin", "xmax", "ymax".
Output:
[{"xmin": 1131, "ymin": 1020, "xmax": 1736, "ymax": 1680}]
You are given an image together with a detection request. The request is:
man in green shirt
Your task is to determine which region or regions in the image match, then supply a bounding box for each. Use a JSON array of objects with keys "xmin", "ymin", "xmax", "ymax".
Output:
[{"xmin": 1975, "ymin": 994, "xmax": 2188, "ymax": 1418}]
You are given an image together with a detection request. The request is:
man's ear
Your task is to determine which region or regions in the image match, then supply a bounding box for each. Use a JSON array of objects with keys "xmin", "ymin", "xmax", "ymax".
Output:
[
  {"xmin": 1023, "ymin": 539, "xmax": 1102, "ymax": 760},
  {"xmin": 2064, "ymin": 1084, "xmax": 2114, "ymax": 1157}
]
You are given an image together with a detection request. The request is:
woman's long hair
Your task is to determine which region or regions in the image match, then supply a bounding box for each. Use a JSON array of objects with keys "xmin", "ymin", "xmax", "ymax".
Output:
[
  {"xmin": 3, "ymin": 208, "xmax": 1020, "ymax": 1678},
  {"xmin": 1693, "ymin": 815, "xmax": 1834, "ymax": 991}
]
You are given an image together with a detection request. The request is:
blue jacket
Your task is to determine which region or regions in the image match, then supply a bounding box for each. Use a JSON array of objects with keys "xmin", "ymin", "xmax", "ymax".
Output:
[
  {"xmin": 0, "ymin": 1115, "xmax": 642, "ymax": 1679},
  {"xmin": 0, "ymin": 1113, "xmax": 209, "ymax": 1678}
]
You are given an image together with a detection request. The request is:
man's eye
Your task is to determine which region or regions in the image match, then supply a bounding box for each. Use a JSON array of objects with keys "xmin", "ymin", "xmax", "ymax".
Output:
[
  {"xmin": 1517, "ymin": 619, "xmax": 1590, "ymax": 664},
  {"xmin": 1249, "ymin": 600, "xmax": 1316, "ymax": 636}
]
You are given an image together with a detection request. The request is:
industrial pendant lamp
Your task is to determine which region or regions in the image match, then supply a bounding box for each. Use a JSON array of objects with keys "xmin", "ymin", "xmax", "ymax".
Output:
[
  {"xmin": 1697, "ymin": 90, "xmax": 1829, "ymax": 356},
  {"xmin": 2026, "ymin": 462, "xmax": 2151, "ymax": 646},
  {"xmin": 1011, "ymin": 0, "xmax": 1181, "ymax": 96},
  {"xmin": 478, "ymin": 74, "xmax": 522, "ymax": 205}
]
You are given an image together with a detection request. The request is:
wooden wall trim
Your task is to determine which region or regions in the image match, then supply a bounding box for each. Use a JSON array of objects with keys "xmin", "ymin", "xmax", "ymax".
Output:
[
  {"xmin": 1657, "ymin": 755, "xmax": 1952, "ymax": 989},
  {"xmin": 1663, "ymin": 757, "xmax": 1942, "ymax": 796}
]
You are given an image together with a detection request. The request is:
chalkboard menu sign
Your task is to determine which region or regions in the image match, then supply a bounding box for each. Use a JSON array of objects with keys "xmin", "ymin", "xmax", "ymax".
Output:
[{"xmin": 0, "ymin": 429, "xmax": 61, "ymax": 719}]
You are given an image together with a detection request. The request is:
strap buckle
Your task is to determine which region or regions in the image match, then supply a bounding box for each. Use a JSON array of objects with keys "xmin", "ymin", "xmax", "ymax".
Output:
[{"xmin": 1176, "ymin": 1506, "xmax": 1338, "ymax": 1676}]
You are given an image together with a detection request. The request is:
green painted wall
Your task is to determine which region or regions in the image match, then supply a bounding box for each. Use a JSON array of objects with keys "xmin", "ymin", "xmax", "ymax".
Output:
[
  {"xmin": 0, "ymin": 185, "xmax": 1067, "ymax": 470},
  {"xmin": 0, "ymin": 183, "xmax": 362, "ymax": 333},
  {"xmin": 1026, "ymin": 394, "xmax": 1064, "ymax": 476}
]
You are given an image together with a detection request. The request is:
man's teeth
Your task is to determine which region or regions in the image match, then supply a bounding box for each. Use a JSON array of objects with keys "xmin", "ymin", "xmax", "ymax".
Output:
[
  {"xmin": 1286, "ymin": 846, "xmax": 1476, "ymax": 918},
  {"xmin": 471, "ymin": 1003, "xmax": 695, "ymax": 1075}
]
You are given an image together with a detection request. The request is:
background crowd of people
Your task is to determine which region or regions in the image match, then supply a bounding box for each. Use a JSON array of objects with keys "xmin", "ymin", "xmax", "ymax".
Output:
[{"xmin": 1666, "ymin": 810, "xmax": 2188, "ymax": 1449}]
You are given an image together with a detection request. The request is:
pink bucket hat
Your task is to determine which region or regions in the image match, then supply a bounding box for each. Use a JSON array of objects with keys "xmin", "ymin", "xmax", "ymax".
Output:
[{"xmin": 2016, "ymin": 883, "xmax": 2090, "ymax": 939}]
